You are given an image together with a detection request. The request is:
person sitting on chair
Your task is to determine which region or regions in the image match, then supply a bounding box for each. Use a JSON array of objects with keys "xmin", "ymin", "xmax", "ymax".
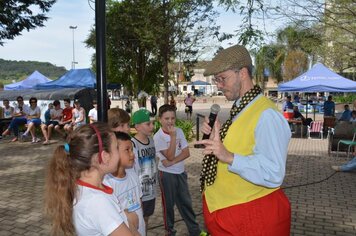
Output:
[
  {"xmin": 282, "ymin": 95, "xmax": 293, "ymax": 112},
  {"xmin": 350, "ymin": 110, "xmax": 356, "ymax": 122},
  {"xmin": 293, "ymin": 106, "xmax": 312, "ymax": 126},
  {"xmin": 339, "ymin": 104, "xmax": 352, "ymax": 122}
]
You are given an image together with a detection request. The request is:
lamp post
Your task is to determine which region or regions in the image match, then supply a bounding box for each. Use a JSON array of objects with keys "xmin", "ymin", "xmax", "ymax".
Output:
[{"xmin": 69, "ymin": 26, "xmax": 77, "ymax": 69}]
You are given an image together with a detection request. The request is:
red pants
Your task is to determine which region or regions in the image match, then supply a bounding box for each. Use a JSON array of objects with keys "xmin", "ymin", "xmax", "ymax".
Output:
[{"xmin": 203, "ymin": 189, "xmax": 291, "ymax": 236}]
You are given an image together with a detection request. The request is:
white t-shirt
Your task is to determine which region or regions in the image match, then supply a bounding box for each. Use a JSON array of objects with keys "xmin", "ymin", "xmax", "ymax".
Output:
[
  {"xmin": 73, "ymin": 184, "xmax": 128, "ymax": 236},
  {"xmin": 50, "ymin": 108, "xmax": 63, "ymax": 122},
  {"xmin": 88, "ymin": 108, "xmax": 98, "ymax": 122},
  {"xmin": 104, "ymin": 172, "xmax": 145, "ymax": 236},
  {"xmin": 14, "ymin": 104, "xmax": 30, "ymax": 116},
  {"xmin": 131, "ymin": 136, "xmax": 158, "ymax": 202},
  {"xmin": 27, "ymin": 106, "xmax": 41, "ymax": 116},
  {"xmin": 153, "ymin": 127, "xmax": 188, "ymax": 174},
  {"xmin": 3, "ymin": 106, "xmax": 13, "ymax": 118}
]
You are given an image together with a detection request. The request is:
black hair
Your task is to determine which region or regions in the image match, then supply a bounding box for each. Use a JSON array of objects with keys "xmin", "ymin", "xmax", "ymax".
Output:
[
  {"xmin": 17, "ymin": 96, "xmax": 23, "ymax": 101},
  {"xmin": 64, "ymin": 98, "xmax": 70, "ymax": 103},
  {"xmin": 53, "ymin": 100, "xmax": 60, "ymax": 106},
  {"xmin": 158, "ymin": 104, "xmax": 176, "ymax": 117},
  {"xmin": 114, "ymin": 131, "xmax": 131, "ymax": 141},
  {"xmin": 29, "ymin": 97, "xmax": 37, "ymax": 103}
]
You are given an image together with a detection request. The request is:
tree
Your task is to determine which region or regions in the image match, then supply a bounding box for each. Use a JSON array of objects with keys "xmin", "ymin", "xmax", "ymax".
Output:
[
  {"xmin": 277, "ymin": 24, "xmax": 321, "ymax": 80},
  {"xmin": 218, "ymin": 0, "xmax": 266, "ymax": 49},
  {"xmin": 85, "ymin": 1, "xmax": 219, "ymax": 101},
  {"xmin": 85, "ymin": 0, "xmax": 164, "ymax": 95},
  {"xmin": 254, "ymin": 44, "xmax": 285, "ymax": 86},
  {"xmin": 152, "ymin": 0, "xmax": 219, "ymax": 103},
  {"xmin": 272, "ymin": 0, "xmax": 356, "ymax": 72},
  {"xmin": 283, "ymin": 50, "xmax": 308, "ymax": 81},
  {"xmin": 0, "ymin": 0, "xmax": 56, "ymax": 46}
]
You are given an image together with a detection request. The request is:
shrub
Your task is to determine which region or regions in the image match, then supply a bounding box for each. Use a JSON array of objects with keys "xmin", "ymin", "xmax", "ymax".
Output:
[
  {"xmin": 334, "ymin": 94, "xmax": 356, "ymax": 104},
  {"xmin": 153, "ymin": 119, "xmax": 195, "ymax": 142}
]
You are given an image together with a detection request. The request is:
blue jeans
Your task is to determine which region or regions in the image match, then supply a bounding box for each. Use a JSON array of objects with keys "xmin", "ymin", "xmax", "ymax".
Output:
[
  {"xmin": 8, "ymin": 117, "xmax": 27, "ymax": 136},
  {"xmin": 341, "ymin": 157, "xmax": 356, "ymax": 172}
]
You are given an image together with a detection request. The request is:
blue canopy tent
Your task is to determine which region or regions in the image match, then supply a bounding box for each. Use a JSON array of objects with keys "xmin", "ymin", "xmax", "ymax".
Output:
[
  {"xmin": 278, "ymin": 63, "xmax": 356, "ymax": 92},
  {"xmin": 189, "ymin": 80, "xmax": 212, "ymax": 95},
  {"xmin": 278, "ymin": 63, "xmax": 356, "ymax": 119},
  {"xmin": 34, "ymin": 68, "xmax": 96, "ymax": 89},
  {"xmin": 4, "ymin": 70, "xmax": 51, "ymax": 90},
  {"xmin": 190, "ymin": 80, "xmax": 211, "ymax": 86}
]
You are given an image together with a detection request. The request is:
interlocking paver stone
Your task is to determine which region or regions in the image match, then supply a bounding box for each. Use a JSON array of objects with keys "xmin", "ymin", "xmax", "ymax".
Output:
[{"xmin": 0, "ymin": 104, "xmax": 355, "ymax": 235}]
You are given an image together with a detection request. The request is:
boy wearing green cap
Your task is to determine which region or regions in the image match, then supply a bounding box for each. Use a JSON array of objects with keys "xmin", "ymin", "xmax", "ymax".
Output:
[{"xmin": 131, "ymin": 109, "xmax": 158, "ymax": 234}]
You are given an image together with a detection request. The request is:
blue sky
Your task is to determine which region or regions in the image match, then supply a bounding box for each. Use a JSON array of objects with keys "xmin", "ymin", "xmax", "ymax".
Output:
[{"xmin": 0, "ymin": 1, "xmax": 283, "ymax": 70}]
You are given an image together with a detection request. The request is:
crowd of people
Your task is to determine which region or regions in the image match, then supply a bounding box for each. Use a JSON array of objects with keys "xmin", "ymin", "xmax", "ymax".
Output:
[
  {"xmin": 0, "ymin": 96, "xmax": 96, "ymax": 144},
  {"xmin": 42, "ymin": 45, "xmax": 293, "ymax": 236},
  {"xmin": 8, "ymin": 44, "xmax": 355, "ymax": 236}
]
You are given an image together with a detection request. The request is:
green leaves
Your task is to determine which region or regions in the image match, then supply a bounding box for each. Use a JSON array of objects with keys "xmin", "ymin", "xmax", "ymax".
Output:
[
  {"xmin": 0, "ymin": 0, "xmax": 56, "ymax": 46},
  {"xmin": 153, "ymin": 118, "xmax": 195, "ymax": 142}
]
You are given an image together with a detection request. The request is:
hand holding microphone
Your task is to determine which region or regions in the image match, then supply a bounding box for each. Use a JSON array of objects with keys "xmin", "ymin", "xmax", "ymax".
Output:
[
  {"xmin": 195, "ymin": 117, "xmax": 234, "ymax": 165},
  {"xmin": 194, "ymin": 104, "xmax": 220, "ymax": 148}
]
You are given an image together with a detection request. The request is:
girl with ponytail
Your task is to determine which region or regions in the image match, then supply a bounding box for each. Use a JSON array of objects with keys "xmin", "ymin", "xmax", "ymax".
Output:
[{"xmin": 44, "ymin": 122, "xmax": 132, "ymax": 236}]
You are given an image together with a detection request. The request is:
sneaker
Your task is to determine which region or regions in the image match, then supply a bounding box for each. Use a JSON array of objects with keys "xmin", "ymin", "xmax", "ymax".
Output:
[
  {"xmin": 200, "ymin": 231, "xmax": 209, "ymax": 236},
  {"xmin": 31, "ymin": 137, "xmax": 41, "ymax": 143},
  {"xmin": 332, "ymin": 165, "xmax": 341, "ymax": 171},
  {"xmin": 21, "ymin": 133, "xmax": 28, "ymax": 140}
]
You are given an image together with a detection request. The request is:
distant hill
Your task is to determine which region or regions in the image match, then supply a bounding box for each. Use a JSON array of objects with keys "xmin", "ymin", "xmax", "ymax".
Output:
[{"xmin": 0, "ymin": 59, "xmax": 67, "ymax": 84}]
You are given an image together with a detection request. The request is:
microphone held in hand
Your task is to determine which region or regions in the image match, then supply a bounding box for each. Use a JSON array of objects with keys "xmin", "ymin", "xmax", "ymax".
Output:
[{"xmin": 195, "ymin": 104, "xmax": 221, "ymax": 148}]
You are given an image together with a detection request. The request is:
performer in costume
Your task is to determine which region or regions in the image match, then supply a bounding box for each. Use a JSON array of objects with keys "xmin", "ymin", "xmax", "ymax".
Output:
[{"xmin": 196, "ymin": 45, "xmax": 292, "ymax": 236}]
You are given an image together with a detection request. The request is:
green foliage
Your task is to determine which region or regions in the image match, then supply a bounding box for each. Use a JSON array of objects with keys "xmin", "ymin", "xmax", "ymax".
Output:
[
  {"xmin": 0, "ymin": 0, "xmax": 56, "ymax": 45},
  {"xmin": 254, "ymin": 44, "xmax": 285, "ymax": 84},
  {"xmin": 334, "ymin": 94, "xmax": 356, "ymax": 104},
  {"xmin": 218, "ymin": 0, "xmax": 265, "ymax": 49},
  {"xmin": 175, "ymin": 119, "xmax": 195, "ymax": 142},
  {"xmin": 153, "ymin": 118, "xmax": 195, "ymax": 142},
  {"xmin": 272, "ymin": 0, "xmax": 356, "ymax": 72},
  {"xmin": 86, "ymin": 0, "xmax": 164, "ymax": 95},
  {"xmin": 0, "ymin": 59, "xmax": 67, "ymax": 84}
]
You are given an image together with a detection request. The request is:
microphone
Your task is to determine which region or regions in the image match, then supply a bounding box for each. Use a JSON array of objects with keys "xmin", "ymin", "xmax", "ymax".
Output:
[{"xmin": 194, "ymin": 104, "xmax": 221, "ymax": 148}]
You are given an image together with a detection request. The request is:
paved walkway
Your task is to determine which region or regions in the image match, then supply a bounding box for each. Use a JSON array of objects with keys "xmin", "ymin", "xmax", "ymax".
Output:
[{"xmin": 0, "ymin": 113, "xmax": 355, "ymax": 235}]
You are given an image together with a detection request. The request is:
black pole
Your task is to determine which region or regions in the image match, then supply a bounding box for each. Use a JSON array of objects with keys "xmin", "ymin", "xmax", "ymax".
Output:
[
  {"xmin": 306, "ymin": 94, "xmax": 308, "ymax": 119},
  {"xmin": 95, "ymin": 0, "xmax": 108, "ymax": 122}
]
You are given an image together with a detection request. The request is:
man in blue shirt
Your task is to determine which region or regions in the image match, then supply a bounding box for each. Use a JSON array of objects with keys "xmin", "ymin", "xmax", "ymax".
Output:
[
  {"xmin": 282, "ymin": 95, "xmax": 293, "ymax": 111},
  {"xmin": 339, "ymin": 104, "xmax": 352, "ymax": 121},
  {"xmin": 323, "ymin": 95, "xmax": 335, "ymax": 116}
]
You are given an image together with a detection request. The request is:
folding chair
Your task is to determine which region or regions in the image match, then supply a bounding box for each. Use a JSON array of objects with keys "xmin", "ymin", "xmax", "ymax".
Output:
[
  {"xmin": 307, "ymin": 121, "xmax": 323, "ymax": 139},
  {"xmin": 336, "ymin": 128, "xmax": 356, "ymax": 158}
]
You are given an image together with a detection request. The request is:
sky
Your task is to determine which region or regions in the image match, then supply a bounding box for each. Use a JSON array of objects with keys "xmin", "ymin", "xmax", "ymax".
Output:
[{"xmin": 0, "ymin": 1, "xmax": 284, "ymax": 71}]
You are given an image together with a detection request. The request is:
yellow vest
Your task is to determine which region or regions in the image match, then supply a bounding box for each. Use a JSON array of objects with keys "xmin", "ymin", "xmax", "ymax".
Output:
[{"xmin": 205, "ymin": 96, "xmax": 279, "ymax": 213}]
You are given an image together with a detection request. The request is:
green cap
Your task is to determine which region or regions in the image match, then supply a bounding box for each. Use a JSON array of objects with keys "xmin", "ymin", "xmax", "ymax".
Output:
[{"xmin": 132, "ymin": 109, "xmax": 153, "ymax": 125}]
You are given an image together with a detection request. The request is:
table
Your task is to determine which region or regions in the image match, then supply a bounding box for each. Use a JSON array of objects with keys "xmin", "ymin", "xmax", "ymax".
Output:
[{"xmin": 287, "ymin": 119, "xmax": 304, "ymax": 138}]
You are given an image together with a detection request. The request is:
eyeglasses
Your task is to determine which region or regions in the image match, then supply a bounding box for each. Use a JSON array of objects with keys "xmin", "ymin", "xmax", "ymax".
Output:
[{"xmin": 212, "ymin": 70, "xmax": 238, "ymax": 85}]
